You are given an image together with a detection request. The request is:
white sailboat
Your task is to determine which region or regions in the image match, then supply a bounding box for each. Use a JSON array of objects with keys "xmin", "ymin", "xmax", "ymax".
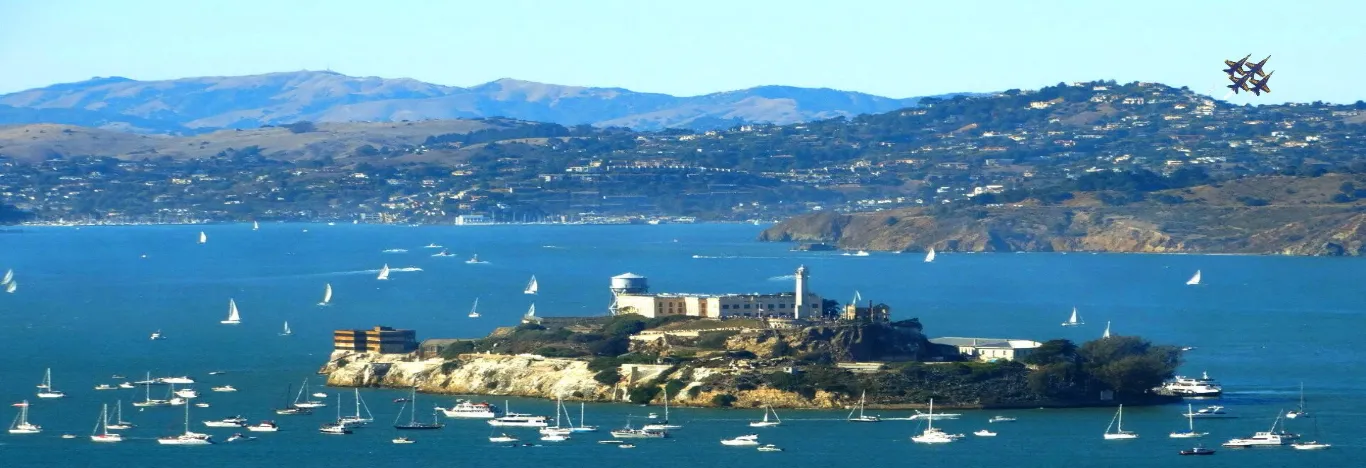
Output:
[
  {"xmin": 521, "ymin": 303, "xmax": 539, "ymax": 324},
  {"xmin": 280, "ymin": 321, "xmax": 292, "ymax": 336},
  {"xmin": 570, "ymin": 402, "xmax": 597, "ymax": 432},
  {"xmin": 377, "ymin": 264, "xmax": 391, "ymax": 281},
  {"xmin": 468, "ymin": 297, "xmax": 480, "ymax": 318},
  {"xmin": 318, "ymin": 283, "xmax": 332, "ymax": 306},
  {"xmin": 1170, "ymin": 404, "xmax": 1208, "ymax": 438},
  {"xmin": 924, "ymin": 248, "xmax": 936, "ymax": 263},
  {"xmin": 642, "ymin": 388, "xmax": 682, "ymax": 431},
  {"xmin": 8, "ymin": 401, "xmax": 40, "ymax": 434},
  {"xmin": 36, "ymin": 368, "xmax": 65, "ymax": 398},
  {"xmin": 910, "ymin": 399, "xmax": 956, "ymax": 444},
  {"xmin": 106, "ymin": 400, "xmax": 134, "ymax": 430},
  {"xmin": 1103, "ymin": 404, "xmax": 1138, "ymax": 440},
  {"xmin": 1062, "ymin": 307, "xmax": 1084, "ymax": 327},
  {"xmin": 339, "ymin": 388, "xmax": 374, "ymax": 426},
  {"xmin": 524, "ymin": 275, "xmax": 538, "ymax": 295},
  {"xmin": 1102, "ymin": 321, "xmax": 1112, "ymax": 339},
  {"xmin": 749, "ymin": 405, "xmax": 781, "ymax": 427},
  {"xmin": 847, "ymin": 390, "xmax": 880, "ymax": 422},
  {"xmin": 1287, "ymin": 383, "xmax": 1310, "ymax": 419},
  {"xmin": 1186, "ymin": 270, "xmax": 1201, "ymax": 286},
  {"xmin": 221, "ymin": 298, "xmax": 242, "ymax": 324},
  {"xmin": 133, "ymin": 373, "xmax": 170, "ymax": 407},
  {"xmin": 157, "ymin": 402, "xmax": 213, "ymax": 445},
  {"xmin": 252, "ymin": 221, "xmax": 259, "ymax": 231},
  {"xmin": 1, "ymin": 268, "xmax": 12, "ymax": 285},
  {"xmin": 5, "ymin": 281, "xmax": 15, "ymax": 294},
  {"xmin": 91, "ymin": 404, "xmax": 123, "ymax": 442},
  {"xmin": 198, "ymin": 231, "xmax": 207, "ymax": 244}
]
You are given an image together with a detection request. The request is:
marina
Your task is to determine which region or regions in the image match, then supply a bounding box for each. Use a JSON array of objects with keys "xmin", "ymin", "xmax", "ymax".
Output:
[{"xmin": 0, "ymin": 223, "xmax": 1357, "ymax": 467}]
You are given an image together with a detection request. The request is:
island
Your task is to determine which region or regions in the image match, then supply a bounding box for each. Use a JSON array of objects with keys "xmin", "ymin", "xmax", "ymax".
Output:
[{"xmin": 320, "ymin": 269, "xmax": 1182, "ymax": 410}]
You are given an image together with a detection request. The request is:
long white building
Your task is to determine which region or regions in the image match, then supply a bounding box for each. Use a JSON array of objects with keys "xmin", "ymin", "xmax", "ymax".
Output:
[{"xmin": 611, "ymin": 265, "xmax": 822, "ymax": 319}]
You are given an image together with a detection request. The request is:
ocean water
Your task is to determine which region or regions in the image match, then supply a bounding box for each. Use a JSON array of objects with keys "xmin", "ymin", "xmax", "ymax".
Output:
[{"xmin": 0, "ymin": 223, "xmax": 1360, "ymax": 467}]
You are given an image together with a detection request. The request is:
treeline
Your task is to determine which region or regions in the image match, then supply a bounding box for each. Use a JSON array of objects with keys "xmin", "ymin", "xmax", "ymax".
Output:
[
  {"xmin": 967, "ymin": 167, "xmax": 1211, "ymax": 206},
  {"xmin": 423, "ymin": 122, "xmax": 575, "ymax": 147}
]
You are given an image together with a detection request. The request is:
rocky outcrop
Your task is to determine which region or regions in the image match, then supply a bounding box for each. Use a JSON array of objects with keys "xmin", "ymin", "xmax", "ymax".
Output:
[{"xmin": 323, "ymin": 351, "xmax": 611, "ymax": 400}]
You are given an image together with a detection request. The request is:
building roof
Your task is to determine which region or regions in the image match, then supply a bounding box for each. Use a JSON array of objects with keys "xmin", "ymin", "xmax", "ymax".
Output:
[
  {"xmin": 613, "ymin": 273, "xmax": 646, "ymax": 279},
  {"xmin": 930, "ymin": 337, "xmax": 1042, "ymax": 350}
]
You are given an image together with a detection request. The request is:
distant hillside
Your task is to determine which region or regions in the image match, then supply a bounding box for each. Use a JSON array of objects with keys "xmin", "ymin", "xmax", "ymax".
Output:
[{"xmin": 0, "ymin": 72, "xmax": 939, "ymax": 132}]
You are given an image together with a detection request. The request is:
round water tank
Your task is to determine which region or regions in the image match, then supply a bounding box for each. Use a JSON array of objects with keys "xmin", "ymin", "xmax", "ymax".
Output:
[{"xmin": 610, "ymin": 273, "xmax": 649, "ymax": 294}]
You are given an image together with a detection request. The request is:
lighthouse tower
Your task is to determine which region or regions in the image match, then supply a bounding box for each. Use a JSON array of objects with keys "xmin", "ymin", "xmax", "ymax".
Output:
[{"xmin": 793, "ymin": 265, "xmax": 809, "ymax": 319}]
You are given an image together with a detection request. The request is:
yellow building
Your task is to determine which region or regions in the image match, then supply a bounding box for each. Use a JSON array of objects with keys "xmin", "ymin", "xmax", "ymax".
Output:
[{"xmin": 333, "ymin": 326, "xmax": 418, "ymax": 354}]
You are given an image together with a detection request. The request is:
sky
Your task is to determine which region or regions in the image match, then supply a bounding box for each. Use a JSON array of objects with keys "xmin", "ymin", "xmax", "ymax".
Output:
[{"xmin": 1, "ymin": 0, "xmax": 1363, "ymax": 104}]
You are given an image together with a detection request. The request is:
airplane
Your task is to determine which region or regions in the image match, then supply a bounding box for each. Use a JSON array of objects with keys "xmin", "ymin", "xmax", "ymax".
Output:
[
  {"xmin": 1243, "ymin": 55, "xmax": 1271, "ymax": 78},
  {"xmin": 1222, "ymin": 54, "xmax": 1251, "ymax": 75},
  {"xmin": 1249, "ymin": 71, "xmax": 1274, "ymax": 96},
  {"xmin": 1227, "ymin": 73, "xmax": 1253, "ymax": 94}
]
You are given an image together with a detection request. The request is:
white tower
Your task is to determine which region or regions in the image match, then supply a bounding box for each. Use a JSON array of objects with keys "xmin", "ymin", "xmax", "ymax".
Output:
[{"xmin": 794, "ymin": 265, "xmax": 808, "ymax": 319}]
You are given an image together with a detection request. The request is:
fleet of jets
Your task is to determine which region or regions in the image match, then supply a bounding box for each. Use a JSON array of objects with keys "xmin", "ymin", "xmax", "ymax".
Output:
[{"xmin": 1223, "ymin": 54, "xmax": 1273, "ymax": 96}]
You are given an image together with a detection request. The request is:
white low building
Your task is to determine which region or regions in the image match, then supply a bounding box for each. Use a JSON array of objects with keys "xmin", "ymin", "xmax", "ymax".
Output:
[
  {"xmin": 610, "ymin": 266, "xmax": 822, "ymax": 319},
  {"xmin": 930, "ymin": 337, "xmax": 1043, "ymax": 362}
]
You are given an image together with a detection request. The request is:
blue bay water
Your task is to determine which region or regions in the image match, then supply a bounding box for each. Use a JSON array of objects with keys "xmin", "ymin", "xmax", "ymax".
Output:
[{"xmin": 0, "ymin": 223, "xmax": 1361, "ymax": 467}]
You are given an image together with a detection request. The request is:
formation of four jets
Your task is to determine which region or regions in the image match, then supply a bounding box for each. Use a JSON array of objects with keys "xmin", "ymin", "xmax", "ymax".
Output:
[{"xmin": 1223, "ymin": 55, "xmax": 1273, "ymax": 95}]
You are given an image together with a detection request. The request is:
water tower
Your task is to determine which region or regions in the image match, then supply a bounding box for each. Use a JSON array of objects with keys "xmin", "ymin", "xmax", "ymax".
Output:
[{"xmin": 609, "ymin": 273, "xmax": 649, "ymax": 315}]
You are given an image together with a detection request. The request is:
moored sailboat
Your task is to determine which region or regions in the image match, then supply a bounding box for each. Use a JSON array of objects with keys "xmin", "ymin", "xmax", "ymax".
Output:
[
  {"xmin": 156, "ymin": 403, "xmax": 213, "ymax": 445},
  {"xmin": 393, "ymin": 388, "xmax": 443, "ymax": 430},
  {"xmin": 36, "ymin": 368, "xmax": 66, "ymax": 399},
  {"xmin": 1170, "ymin": 404, "xmax": 1208, "ymax": 438},
  {"xmin": 91, "ymin": 404, "xmax": 124, "ymax": 442},
  {"xmin": 1286, "ymin": 383, "xmax": 1310, "ymax": 419},
  {"xmin": 641, "ymin": 388, "xmax": 682, "ymax": 431},
  {"xmin": 339, "ymin": 388, "xmax": 374, "ymax": 426},
  {"xmin": 1103, "ymin": 404, "xmax": 1138, "ymax": 440},
  {"xmin": 106, "ymin": 400, "xmax": 134, "ymax": 430},
  {"xmin": 910, "ymin": 399, "xmax": 957, "ymax": 444},
  {"xmin": 8, "ymin": 401, "xmax": 41, "ymax": 434}
]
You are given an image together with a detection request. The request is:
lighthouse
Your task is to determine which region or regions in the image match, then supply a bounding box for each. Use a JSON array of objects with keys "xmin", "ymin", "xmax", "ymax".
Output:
[{"xmin": 794, "ymin": 265, "xmax": 809, "ymax": 319}]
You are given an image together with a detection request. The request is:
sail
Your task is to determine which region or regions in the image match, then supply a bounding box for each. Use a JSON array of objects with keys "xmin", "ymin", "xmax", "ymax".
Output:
[
  {"xmin": 377, "ymin": 264, "xmax": 390, "ymax": 280},
  {"xmin": 320, "ymin": 283, "xmax": 333, "ymax": 305},
  {"xmin": 1186, "ymin": 270, "xmax": 1201, "ymax": 285},
  {"xmin": 524, "ymin": 276, "xmax": 538, "ymax": 295},
  {"xmin": 252, "ymin": 221, "xmax": 259, "ymax": 230},
  {"xmin": 223, "ymin": 299, "xmax": 241, "ymax": 323},
  {"xmin": 526, "ymin": 304, "xmax": 536, "ymax": 319},
  {"xmin": 283, "ymin": 321, "xmax": 291, "ymax": 335},
  {"xmin": 198, "ymin": 232, "xmax": 207, "ymax": 244},
  {"xmin": 1, "ymin": 269, "xmax": 12, "ymax": 285},
  {"xmin": 1102, "ymin": 321, "xmax": 1111, "ymax": 339},
  {"xmin": 924, "ymin": 248, "xmax": 936, "ymax": 263},
  {"xmin": 468, "ymin": 298, "xmax": 480, "ymax": 317},
  {"xmin": 5, "ymin": 281, "xmax": 15, "ymax": 294},
  {"xmin": 1064, "ymin": 307, "xmax": 1082, "ymax": 326}
]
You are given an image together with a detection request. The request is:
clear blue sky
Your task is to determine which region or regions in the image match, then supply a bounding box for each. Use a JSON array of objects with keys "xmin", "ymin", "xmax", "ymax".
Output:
[{"xmin": 1, "ymin": 0, "xmax": 1362, "ymax": 104}]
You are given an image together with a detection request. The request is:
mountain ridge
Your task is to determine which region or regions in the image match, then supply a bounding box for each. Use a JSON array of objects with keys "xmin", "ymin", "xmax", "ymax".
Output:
[{"xmin": 0, "ymin": 71, "xmax": 947, "ymax": 133}]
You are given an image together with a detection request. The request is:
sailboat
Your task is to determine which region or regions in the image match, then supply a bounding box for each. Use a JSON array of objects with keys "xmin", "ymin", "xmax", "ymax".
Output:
[
  {"xmin": 36, "ymin": 368, "xmax": 66, "ymax": 398},
  {"xmin": 157, "ymin": 402, "xmax": 213, "ymax": 445},
  {"xmin": 642, "ymin": 388, "xmax": 682, "ymax": 431},
  {"xmin": 1, "ymin": 269, "xmax": 12, "ymax": 285},
  {"xmin": 377, "ymin": 264, "xmax": 390, "ymax": 281},
  {"xmin": 1186, "ymin": 270, "xmax": 1201, "ymax": 286},
  {"xmin": 570, "ymin": 402, "xmax": 597, "ymax": 433},
  {"xmin": 1170, "ymin": 404, "xmax": 1208, "ymax": 438},
  {"xmin": 91, "ymin": 404, "xmax": 123, "ymax": 442},
  {"xmin": 338, "ymin": 388, "xmax": 374, "ymax": 426},
  {"xmin": 524, "ymin": 275, "xmax": 538, "ymax": 295},
  {"xmin": 8, "ymin": 401, "xmax": 40, "ymax": 434},
  {"xmin": 220, "ymin": 298, "xmax": 241, "ymax": 324},
  {"xmin": 521, "ymin": 303, "xmax": 538, "ymax": 324},
  {"xmin": 847, "ymin": 390, "xmax": 880, "ymax": 422},
  {"xmin": 910, "ymin": 399, "xmax": 956, "ymax": 443},
  {"xmin": 275, "ymin": 383, "xmax": 312, "ymax": 415},
  {"xmin": 106, "ymin": 400, "xmax": 134, "ymax": 430},
  {"xmin": 319, "ymin": 394, "xmax": 353, "ymax": 435},
  {"xmin": 5, "ymin": 281, "xmax": 15, "ymax": 294},
  {"xmin": 1286, "ymin": 383, "xmax": 1310, "ymax": 419},
  {"xmin": 393, "ymin": 387, "xmax": 443, "ymax": 430},
  {"xmin": 252, "ymin": 221, "xmax": 259, "ymax": 231},
  {"xmin": 198, "ymin": 231, "xmax": 207, "ymax": 244},
  {"xmin": 280, "ymin": 321, "xmax": 292, "ymax": 336},
  {"xmin": 749, "ymin": 405, "xmax": 781, "ymax": 427},
  {"xmin": 1291, "ymin": 414, "xmax": 1331, "ymax": 450},
  {"xmin": 540, "ymin": 396, "xmax": 573, "ymax": 437},
  {"xmin": 317, "ymin": 283, "xmax": 333, "ymax": 306},
  {"xmin": 133, "ymin": 373, "xmax": 170, "ymax": 407},
  {"xmin": 468, "ymin": 297, "xmax": 480, "ymax": 318},
  {"xmin": 292, "ymin": 379, "xmax": 325, "ymax": 408},
  {"xmin": 1102, "ymin": 321, "xmax": 1112, "ymax": 339},
  {"xmin": 924, "ymin": 248, "xmax": 936, "ymax": 263},
  {"xmin": 1103, "ymin": 405, "xmax": 1138, "ymax": 439},
  {"xmin": 1062, "ymin": 307, "xmax": 1084, "ymax": 327}
]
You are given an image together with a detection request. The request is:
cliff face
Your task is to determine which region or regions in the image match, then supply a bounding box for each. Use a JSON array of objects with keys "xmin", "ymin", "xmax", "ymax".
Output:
[{"xmin": 760, "ymin": 205, "xmax": 1366, "ymax": 256}]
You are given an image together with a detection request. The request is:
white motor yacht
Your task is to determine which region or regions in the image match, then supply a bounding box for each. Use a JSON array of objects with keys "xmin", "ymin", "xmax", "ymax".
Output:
[
  {"xmin": 721, "ymin": 434, "xmax": 761, "ymax": 446},
  {"xmin": 974, "ymin": 429, "xmax": 997, "ymax": 437},
  {"xmin": 246, "ymin": 421, "xmax": 280, "ymax": 432},
  {"xmin": 757, "ymin": 444, "xmax": 784, "ymax": 452},
  {"xmin": 1160, "ymin": 371, "xmax": 1223, "ymax": 398},
  {"xmin": 1185, "ymin": 405, "xmax": 1235, "ymax": 419},
  {"xmin": 1223, "ymin": 413, "xmax": 1296, "ymax": 447},
  {"xmin": 487, "ymin": 412, "xmax": 549, "ymax": 428},
  {"xmin": 489, "ymin": 433, "xmax": 519, "ymax": 443},
  {"xmin": 989, "ymin": 415, "xmax": 1017, "ymax": 423},
  {"xmin": 437, "ymin": 399, "xmax": 499, "ymax": 419},
  {"xmin": 203, "ymin": 416, "xmax": 248, "ymax": 428},
  {"xmin": 211, "ymin": 385, "xmax": 237, "ymax": 392}
]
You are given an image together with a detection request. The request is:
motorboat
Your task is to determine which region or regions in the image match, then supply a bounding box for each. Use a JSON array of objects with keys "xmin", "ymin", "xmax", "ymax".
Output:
[
  {"xmin": 203, "ymin": 416, "xmax": 248, "ymax": 428},
  {"xmin": 465, "ymin": 254, "xmax": 487, "ymax": 264},
  {"xmin": 619, "ymin": 444, "xmax": 636, "ymax": 449},
  {"xmin": 392, "ymin": 436, "xmax": 415, "ymax": 444},
  {"xmin": 61, "ymin": 434, "xmax": 77, "ymax": 439},
  {"xmin": 757, "ymin": 444, "xmax": 784, "ymax": 452},
  {"xmin": 489, "ymin": 433, "xmax": 519, "ymax": 443},
  {"xmin": 1185, "ymin": 405, "xmax": 1235, "ymax": 419},
  {"xmin": 311, "ymin": 392, "xmax": 327, "ymax": 399},
  {"xmin": 1180, "ymin": 447, "xmax": 1216, "ymax": 456},
  {"xmin": 246, "ymin": 421, "xmax": 279, "ymax": 432},
  {"xmin": 208, "ymin": 371, "xmax": 226, "ymax": 376},
  {"xmin": 319, "ymin": 423, "xmax": 352, "ymax": 435},
  {"xmin": 432, "ymin": 249, "xmax": 455, "ymax": 257},
  {"xmin": 212, "ymin": 385, "xmax": 237, "ymax": 392},
  {"xmin": 150, "ymin": 330, "xmax": 164, "ymax": 340},
  {"xmin": 974, "ymin": 429, "xmax": 997, "ymax": 437},
  {"xmin": 424, "ymin": 243, "xmax": 442, "ymax": 249},
  {"xmin": 226, "ymin": 433, "xmax": 256, "ymax": 443},
  {"xmin": 486, "ymin": 402, "xmax": 549, "ymax": 427},
  {"xmin": 436, "ymin": 399, "xmax": 499, "ymax": 419},
  {"xmin": 1103, "ymin": 405, "xmax": 1138, "ymax": 440},
  {"xmin": 175, "ymin": 388, "xmax": 199, "ymax": 399},
  {"xmin": 118, "ymin": 382, "xmax": 135, "ymax": 389},
  {"xmin": 95, "ymin": 384, "xmax": 116, "ymax": 391},
  {"xmin": 721, "ymin": 434, "xmax": 761, "ymax": 446},
  {"xmin": 1160, "ymin": 371, "xmax": 1223, "ymax": 398},
  {"xmin": 159, "ymin": 376, "xmax": 195, "ymax": 385},
  {"xmin": 194, "ymin": 403, "xmax": 210, "ymax": 408},
  {"xmin": 988, "ymin": 416, "xmax": 1016, "ymax": 423},
  {"xmin": 1222, "ymin": 413, "xmax": 1296, "ymax": 447},
  {"xmin": 610, "ymin": 420, "xmax": 668, "ymax": 439},
  {"xmin": 541, "ymin": 433, "xmax": 569, "ymax": 442},
  {"xmin": 1292, "ymin": 441, "xmax": 1331, "ymax": 450}
]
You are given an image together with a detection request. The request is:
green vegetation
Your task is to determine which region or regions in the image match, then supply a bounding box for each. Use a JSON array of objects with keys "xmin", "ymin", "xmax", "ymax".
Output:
[
  {"xmin": 1023, "ymin": 336, "xmax": 1180, "ymax": 400},
  {"xmin": 710, "ymin": 394, "xmax": 737, "ymax": 407}
]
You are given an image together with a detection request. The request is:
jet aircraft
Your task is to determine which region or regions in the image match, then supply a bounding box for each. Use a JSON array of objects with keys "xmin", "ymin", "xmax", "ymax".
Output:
[
  {"xmin": 1248, "ymin": 71, "xmax": 1273, "ymax": 96},
  {"xmin": 1243, "ymin": 56, "xmax": 1271, "ymax": 78},
  {"xmin": 1227, "ymin": 73, "xmax": 1253, "ymax": 94},
  {"xmin": 1223, "ymin": 54, "xmax": 1251, "ymax": 75}
]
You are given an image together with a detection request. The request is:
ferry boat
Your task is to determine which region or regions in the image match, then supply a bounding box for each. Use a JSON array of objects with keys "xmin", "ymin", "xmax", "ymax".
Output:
[
  {"xmin": 1160, "ymin": 371, "xmax": 1223, "ymax": 398},
  {"xmin": 436, "ymin": 399, "xmax": 499, "ymax": 419}
]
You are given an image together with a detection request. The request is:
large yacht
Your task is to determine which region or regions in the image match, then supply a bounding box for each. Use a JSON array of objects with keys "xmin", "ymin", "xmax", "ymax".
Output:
[
  {"xmin": 437, "ymin": 400, "xmax": 499, "ymax": 419},
  {"xmin": 1160, "ymin": 371, "xmax": 1223, "ymax": 398},
  {"xmin": 486, "ymin": 412, "xmax": 549, "ymax": 427}
]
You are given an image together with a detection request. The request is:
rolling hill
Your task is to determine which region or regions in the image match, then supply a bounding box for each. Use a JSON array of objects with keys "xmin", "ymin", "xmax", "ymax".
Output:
[{"xmin": 0, "ymin": 71, "xmax": 940, "ymax": 133}]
